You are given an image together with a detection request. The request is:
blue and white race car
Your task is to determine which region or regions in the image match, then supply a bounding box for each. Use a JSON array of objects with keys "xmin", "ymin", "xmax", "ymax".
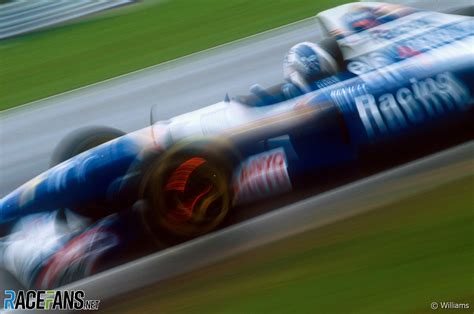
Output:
[{"xmin": 1, "ymin": 2, "xmax": 473, "ymax": 289}]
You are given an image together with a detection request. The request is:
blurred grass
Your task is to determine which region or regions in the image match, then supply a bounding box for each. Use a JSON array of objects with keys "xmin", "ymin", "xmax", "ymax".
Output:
[
  {"xmin": 105, "ymin": 175, "xmax": 474, "ymax": 314},
  {"xmin": 0, "ymin": 0, "xmax": 350, "ymax": 110}
]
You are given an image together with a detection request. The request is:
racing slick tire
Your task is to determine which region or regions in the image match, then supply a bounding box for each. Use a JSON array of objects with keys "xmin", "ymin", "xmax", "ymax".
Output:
[
  {"xmin": 50, "ymin": 126, "xmax": 126, "ymax": 167},
  {"xmin": 139, "ymin": 139, "xmax": 238, "ymax": 240}
]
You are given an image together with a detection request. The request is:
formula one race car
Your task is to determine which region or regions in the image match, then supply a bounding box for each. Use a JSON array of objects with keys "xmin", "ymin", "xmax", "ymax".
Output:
[{"xmin": 1, "ymin": 2, "xmax": 473, "ymax": 289}]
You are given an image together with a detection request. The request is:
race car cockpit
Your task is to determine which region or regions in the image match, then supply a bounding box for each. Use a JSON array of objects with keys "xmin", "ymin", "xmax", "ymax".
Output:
[
  {"xmin": 234, "ymin": 37, "xmax": 344, "ymax": 107},
  {"xmin": 233, "ymin": 82, "xmax": 303, "ymax": 107}
]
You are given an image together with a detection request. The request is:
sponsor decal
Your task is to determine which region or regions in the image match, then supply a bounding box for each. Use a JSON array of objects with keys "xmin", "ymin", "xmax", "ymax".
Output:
[
  {"xmin": 343, "ymin": 5, "xmax": 416, "ymax": 35},
  {"xmin": 387, "ymin": 20, "xmax": 472, "ymax": 59},
  {"xmin": 342, "ymin": 12, "xmax": 443, "ymax": 47},
  {"xmin": 35, "ymin": 226, "xmax": 119, "ymax": 289},
  {"xmin": 344, "ymin": 6, "xmax": 380, "ymax": 33},
  {"xmin": 347, "ymin": 19, "xmax": 473, "ymax": 75},
  {"xmin": 347, "ymin": 51, "xmax": 394, "ymax": 76},
  {"xmin": 233, "ymin": 148, "xmax": 291, "ymax": 204},
  {"xmin": 354, "ymin": 72, "xmax": 470, "ymax": 139},
  {"xmin": 3, "ymin": 289, "xmax": 100, "ymax": 311},
  {"xmin": 367, "ymin": 18, "xmax": 433, "ymax": 42}
]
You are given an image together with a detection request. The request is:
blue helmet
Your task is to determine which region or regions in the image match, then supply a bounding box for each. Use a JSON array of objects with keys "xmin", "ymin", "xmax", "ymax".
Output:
[{"xmin": 284, "ymin": 41, "xmax": 339, "ymax": 91}]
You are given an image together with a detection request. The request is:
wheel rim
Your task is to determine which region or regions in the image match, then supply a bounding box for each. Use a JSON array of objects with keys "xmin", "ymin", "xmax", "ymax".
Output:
[{"xmin": 155, "ymin": 156, "xmax": 230, "ymax": 237}]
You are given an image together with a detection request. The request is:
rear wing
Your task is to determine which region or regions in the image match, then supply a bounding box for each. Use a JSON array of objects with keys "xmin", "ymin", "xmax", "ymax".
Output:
[{"xmin": 315, "ymin": 2, "xmax": 469, "ymax": 60}]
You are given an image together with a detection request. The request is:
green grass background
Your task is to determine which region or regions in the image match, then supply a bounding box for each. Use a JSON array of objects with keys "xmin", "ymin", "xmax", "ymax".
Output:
[
  {"xmin": 0, "ymin": 0, "xmax": 349, "ymax": 110},
  {"xmin": 105, "ymin": 175, "xmax": 474, "ymax": 314}
]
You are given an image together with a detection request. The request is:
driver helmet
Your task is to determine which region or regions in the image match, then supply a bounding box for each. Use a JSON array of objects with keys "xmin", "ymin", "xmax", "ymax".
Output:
[{"xmin": 283, "ymin": 41, "xmax": 339, "ymax": 92}]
